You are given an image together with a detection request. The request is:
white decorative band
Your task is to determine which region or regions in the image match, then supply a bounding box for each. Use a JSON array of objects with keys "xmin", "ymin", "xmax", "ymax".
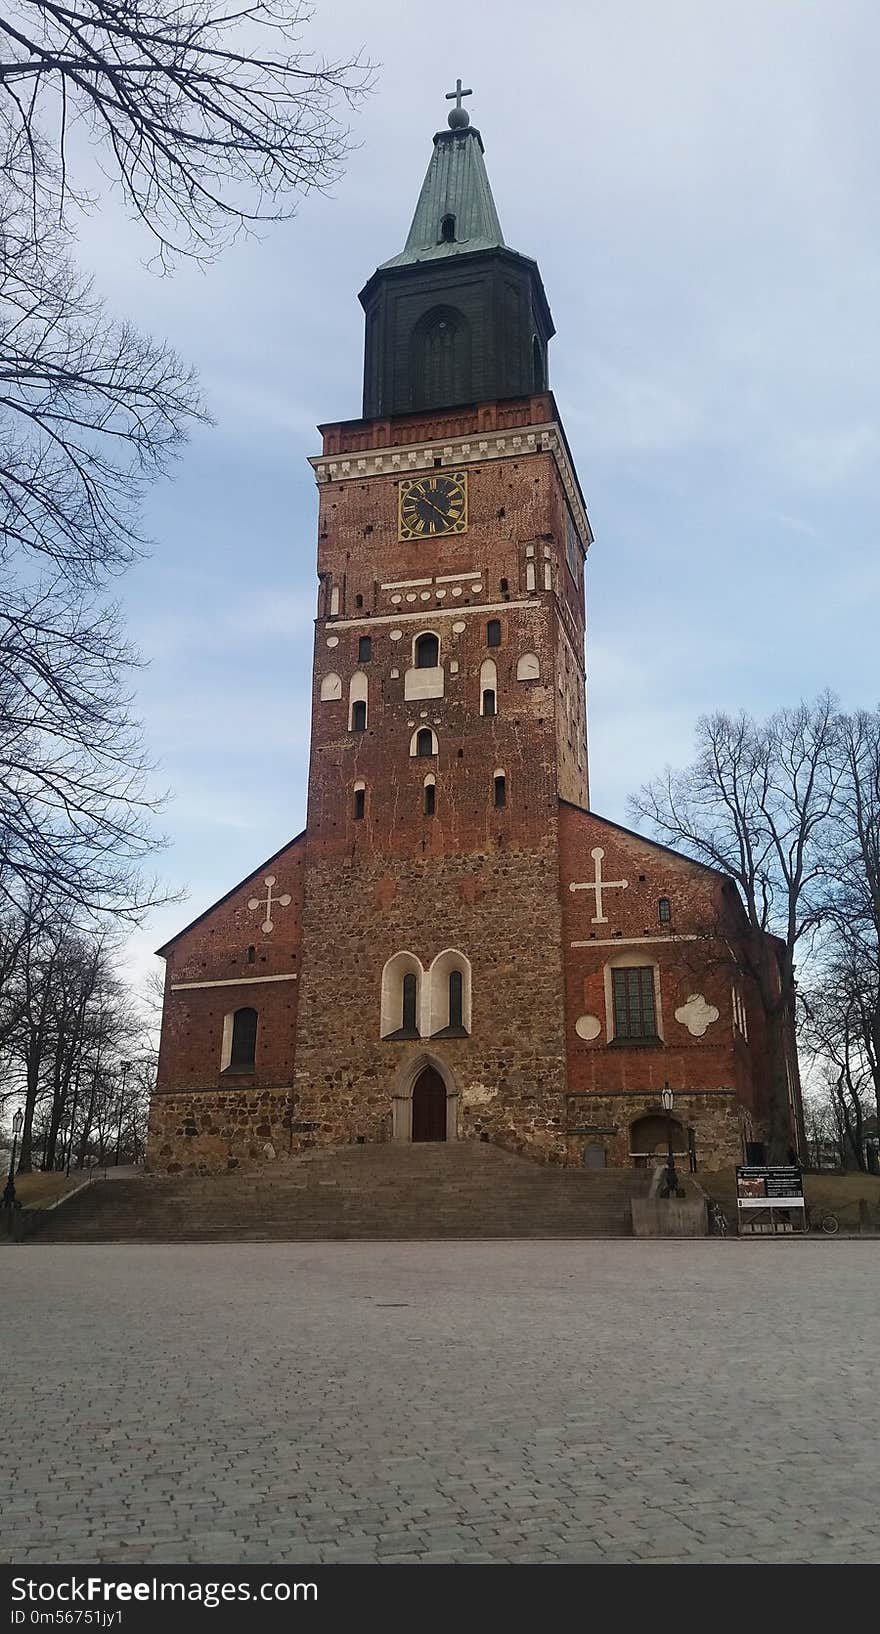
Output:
[
  {"xmin": 171, "ymin": 973, "xmax": 298, "ymax": 991},
  {"xmin": 309, "ymin": 421, "xmax": 593, "ymax": 555},
  {"xmin": 325, "ymin": 599, "xmax": 540, "ymax": 632},
  {"xmin": 569, "ymin": 935, "xmax": 701, "ymax": 949}
]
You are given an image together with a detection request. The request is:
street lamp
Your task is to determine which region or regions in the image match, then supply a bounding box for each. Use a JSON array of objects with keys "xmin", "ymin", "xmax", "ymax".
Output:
[
  {"xmin": 659, "ymin": 1083, "xmax": 681, "ymax": 1199},
  {"xmin": 2, "ymin": 1108, "xmax": 24, "ymax": 1210}
]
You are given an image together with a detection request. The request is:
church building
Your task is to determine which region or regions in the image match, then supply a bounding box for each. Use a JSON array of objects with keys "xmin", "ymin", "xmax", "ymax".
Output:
[{"xmin": 149, "ymin": 91, "xmax": 804, "ymax": 1177}]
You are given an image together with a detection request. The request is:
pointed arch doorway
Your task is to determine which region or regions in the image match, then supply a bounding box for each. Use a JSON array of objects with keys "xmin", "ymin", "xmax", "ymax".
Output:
[{"xmin": 412, "ymin": 1066, "xmax": 447, "ymax": 1142}]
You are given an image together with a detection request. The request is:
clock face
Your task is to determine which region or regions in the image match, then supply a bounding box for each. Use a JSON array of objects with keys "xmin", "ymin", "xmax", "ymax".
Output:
[{"xmin": 399, "ymin": 471, "xmax": 468, "ymax": 541}]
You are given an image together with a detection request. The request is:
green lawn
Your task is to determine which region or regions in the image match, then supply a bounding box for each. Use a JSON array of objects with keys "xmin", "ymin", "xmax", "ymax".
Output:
[{"xmin": 3, "ymin": 1171, "xmax": 89, "ymax": 1210}]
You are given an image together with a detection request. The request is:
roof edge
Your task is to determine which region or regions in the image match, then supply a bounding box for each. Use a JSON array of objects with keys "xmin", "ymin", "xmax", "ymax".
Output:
[{"xmin": 155, "ymin": 830, "xmax": 307, "ymax": 957}]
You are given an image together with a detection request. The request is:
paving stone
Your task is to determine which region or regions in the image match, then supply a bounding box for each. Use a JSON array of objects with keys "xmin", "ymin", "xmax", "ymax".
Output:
[{"xmin": 2, "ymin": 1240, "xmax": 877, "ymax": 1566}]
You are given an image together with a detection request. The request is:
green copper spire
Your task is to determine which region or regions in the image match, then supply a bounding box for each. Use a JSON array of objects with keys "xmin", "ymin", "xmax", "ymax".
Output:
[
  {"xmin": 379, "ymin": 91, "xmax": 506, "ymax": 270},
  {"xmin": 359, "ymin": 85, "xmax": 553, "ymax": 419}
]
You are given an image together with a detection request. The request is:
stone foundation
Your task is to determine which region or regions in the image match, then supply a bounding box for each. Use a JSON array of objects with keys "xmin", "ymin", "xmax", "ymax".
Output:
[
  {"xmin": 147, "ymin": 1090, "xmax": 298, "ymax": 1175},
  {"xmin": 561, "ymin": 1090, "xmax": 747, "ymax": 1171}
]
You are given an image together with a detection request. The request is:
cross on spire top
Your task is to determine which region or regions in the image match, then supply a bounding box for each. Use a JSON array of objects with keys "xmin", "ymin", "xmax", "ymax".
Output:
[{"xmin": 445, "ymin": 78, "xmax": 473, "ymax": 129}]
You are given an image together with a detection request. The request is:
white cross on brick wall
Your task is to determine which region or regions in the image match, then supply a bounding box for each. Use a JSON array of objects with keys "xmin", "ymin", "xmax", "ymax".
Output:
[
  {"xmin": 247, "ymin": 875, "xmax": 291, "ymax": 935},
  {"xmin": 569, "ymin": 847, "xmax": 628, "ymax": 924}
]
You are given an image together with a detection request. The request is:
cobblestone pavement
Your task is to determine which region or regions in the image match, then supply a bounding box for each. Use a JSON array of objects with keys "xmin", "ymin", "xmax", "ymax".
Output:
[{"xmin": 2, "ymin": 1241, "xmax": 877, "ymax": 1565}]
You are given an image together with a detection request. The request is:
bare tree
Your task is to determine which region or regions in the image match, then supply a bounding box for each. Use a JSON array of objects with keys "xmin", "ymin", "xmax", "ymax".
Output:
[
  {"xmin": 825, "ymin": 709, "xmax": 880, "ymax": 1132},
  {"xmin": 631, "ymin": 696, "xmax": 840, "ymax": 1157},
  {"xmin": 0, "ymin": 1, "xmax": 369, "ymax": 918},
  {"xmin": 802, "ymin": 963, "xmax": 871, "ymax": 1170},
  {"xmin": 0, "ymin": 1, "xmax": 371, "ymax": 264}
]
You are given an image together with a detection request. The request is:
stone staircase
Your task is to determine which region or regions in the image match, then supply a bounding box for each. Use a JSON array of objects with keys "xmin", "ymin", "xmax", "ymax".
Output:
[{"xmin": 35, "ymin": 1142, "xmax": 651, "ymax": 1242}]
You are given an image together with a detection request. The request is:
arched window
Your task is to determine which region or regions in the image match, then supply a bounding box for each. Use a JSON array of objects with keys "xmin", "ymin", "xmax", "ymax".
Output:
[
  {"xmin": 411, "ymin": 304, "xmax": 471, "ymax": 411},
  {"xmin": 320, "ymin": 672, "xmax": 342, "ymax": 702},
  {"xmin": 493, "ymin": 772, "xmax": 507, "ymax": 809},
  {"xmin": 423, "ymin": 774, "xmax": 436, "ymax": 816},
  {"xmin": 440, "ymin": 213, "xmax": 456, "ymax": 242},
  {"xmin": 480, "ymin": 658, "xmax": 497, "ymax": 717},
  {"xmin": 221, "ymin": 1006, "xmax": 257, "ymax": 1073},
  {"xmin": 410, "ymin": 726, "xmax": 438, "ymax": 758},
  {"xmin": 380, "ymin": 952, "xmax": 423, "ymax": 1040},
  {"xmin": 427, "ymin": 949, "xmax": 471, "ymax": 1037},
  {"xmin": 487, "ymin": 619, "xmax": 501, "ymax": 648},
  {"xmin": 349, "ymin": 671, "xmax": 368, "ymax": 731},
  {"xmin": 516, "ymin": 652, "xmax": 540, "ymax": 681},
  {"xmin": 354, "ymin": 782, "xmax": 365, "ymax": 820},
  {"xmin": 415, "ymin": 631, "xmax": 439, "ymax": 669}
]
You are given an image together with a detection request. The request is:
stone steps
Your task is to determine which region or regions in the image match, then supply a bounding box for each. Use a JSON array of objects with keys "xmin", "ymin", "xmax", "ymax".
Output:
[{"xmin": 37, "ymin": 1142, "xmax": 652, "ymax": 1242}]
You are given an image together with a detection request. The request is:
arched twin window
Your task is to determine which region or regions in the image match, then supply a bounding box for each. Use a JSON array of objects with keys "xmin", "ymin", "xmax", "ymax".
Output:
[
  {"xmin": 221, "ymin": 1006, "xmax": 258, "ymax": 1073},
  {"xmin": 380, "ymin": 951, "xmax": 472, "ymax": 1040}
]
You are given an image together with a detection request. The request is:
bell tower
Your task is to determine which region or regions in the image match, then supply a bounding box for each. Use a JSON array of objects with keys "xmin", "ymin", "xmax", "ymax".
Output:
[{"xmin": 294, "ymin": 87, "xmax": 593, "ymax": 1145}]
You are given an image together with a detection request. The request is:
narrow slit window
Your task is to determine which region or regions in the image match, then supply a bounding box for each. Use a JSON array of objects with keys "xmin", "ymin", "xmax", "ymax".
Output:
[
  {"xmin": 351, "ymin": 699, "xmax": 367, "ymax": 732},
  {"xmin": 487, "ymin": 619, "xmax": 501, "ymax": 648},
  {"xmin": 246, "ymin": 945, "xmax": 256, "ymax": 965},
  {"xmin": 358, "ymin": 635, "xmax": 372, "ymax": 662},
  {"xmin": 658, "ymin": 897, "xmax": 671, "ymax": 923},
  {"xmin": 402, "ymin": 973, "xmax": 418, "ymax": 1035},
  {"xmin": 424, "ymin": 782, "xmax": 436, "ymax": 816},
  {"xmin": 482, "ymin": 689, "xmax": 496, "ymax": 717},
  {"xmin": 494, "ymin": 773, "xmax": 506, "ymax": 808},
  {"xmin": 354, "ymin": 787, "xmax": 365, "ymax": 820},
  {"xmin": 448, "ymin": 969, "xmax": 463, "ymax": 1030}
]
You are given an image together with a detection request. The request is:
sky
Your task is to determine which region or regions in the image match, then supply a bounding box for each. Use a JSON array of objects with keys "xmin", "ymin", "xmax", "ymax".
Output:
[{"xmin": 70, "ymin": 0, "xmax": 880, "ymax": 989}]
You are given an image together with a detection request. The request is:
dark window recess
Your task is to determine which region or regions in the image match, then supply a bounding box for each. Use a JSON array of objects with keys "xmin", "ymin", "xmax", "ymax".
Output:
[
  {"xmin": 351, "ymin": 699, "xmax": 367, "ymax": 732},
  {"xmin": 500, "ymin": 577, "xmax": 509, "ymax": 593},
  {"xmin": 355, "ymin": 594, "xmax": 364, "ymax": 609},
  {"xmin": 611, "ymin": 968, "xmax": 658, "ymax": 1040},
  {"xmin": 416, "ymin": 728, "xmax": 435, "ymax": 757},
  {"xmin": 493, "ymin": 774, "xmax": 507, "ymax": 809},
  {"xmin": 440, "ymin": 213, "xmax": 456, "ymax": 243},
  {"xmin": 354, "ymin": 787, "xmax": 365, "ymax": 820},
  {"xmin": 229, "ymin": 1007, "xmax": 257, "ymax": 1071},
  {"xmin": 482, "ymin": 689, "xmax": 497, "ymax": 717},
  {"xmin": 424, "ymin": 783, "xmax": 436, "ymax": 816},
  {"xmin": 246, "ymin": 945, "xmax": 256, "ymax": 965},
  {"xmin": 358, "ymin": 635, "xmax": 372, "ymax": 662},
  {"xmin": 658, "ymin": 897, "xmax": 672, "ymax": 923},
  {"xmin": 402, "ymin": 973, "xmax": 418, "ymax": 1033},
  {"xmin": 449, "ymin": 970, "xmax": 463, "ymax": 1029},
  {"xmin": 487, "ymin": 619, "xmax": 501, "ymax": 647},
  {"xmin": 415, "ymin": 632, "xmax": 439, "ymax": 668}
]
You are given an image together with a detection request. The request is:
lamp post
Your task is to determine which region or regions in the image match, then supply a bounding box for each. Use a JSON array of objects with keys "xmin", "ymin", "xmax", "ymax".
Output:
[
  {"xmin": 660, "ymin": 1083, "xmax": 681, "ymax": 1199},
  {"xmin": 114, "ymin": 1060, "xmax": 131, "ymax": 1166},
  {"xmin": 2, "ymin": 1108, "xmax": 24, "ymax": 1210}
]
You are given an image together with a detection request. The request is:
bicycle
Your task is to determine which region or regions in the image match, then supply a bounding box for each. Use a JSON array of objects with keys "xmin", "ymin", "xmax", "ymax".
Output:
[
  {"xmin": 810, "ymin": 1207, "xmax": 840, "ymax": 1235},
  {"xmin": 708, "ymin": 1200, "xmax": 729, "ymax": 1237}
]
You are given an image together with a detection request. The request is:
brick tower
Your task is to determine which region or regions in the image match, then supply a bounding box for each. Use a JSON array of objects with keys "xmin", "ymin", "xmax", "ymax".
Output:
[{"xmin": 149, "ymin": 91, "xmax": 804, "ymax": 1176}]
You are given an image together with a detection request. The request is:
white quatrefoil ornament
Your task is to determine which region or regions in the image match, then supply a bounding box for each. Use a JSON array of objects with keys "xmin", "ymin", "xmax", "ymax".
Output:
[{"xmin": 247, "ymin": 875, "xmax": 291, "ymax": 935}]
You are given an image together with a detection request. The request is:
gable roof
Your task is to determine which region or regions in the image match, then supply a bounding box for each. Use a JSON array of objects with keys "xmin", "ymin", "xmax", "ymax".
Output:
[
  {"xmin": 155, "ymin": 831, "xmax": 306, "ymax": 957},
  {"xmin": 559, "ymin": 800, "xmax": 736, "ymax": 884}
]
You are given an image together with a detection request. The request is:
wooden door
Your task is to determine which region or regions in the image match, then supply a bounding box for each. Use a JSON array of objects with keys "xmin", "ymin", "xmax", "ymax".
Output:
[{"xmin": 412, "ymin": 1067, "xmax": 447, "ymax": 1142}]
